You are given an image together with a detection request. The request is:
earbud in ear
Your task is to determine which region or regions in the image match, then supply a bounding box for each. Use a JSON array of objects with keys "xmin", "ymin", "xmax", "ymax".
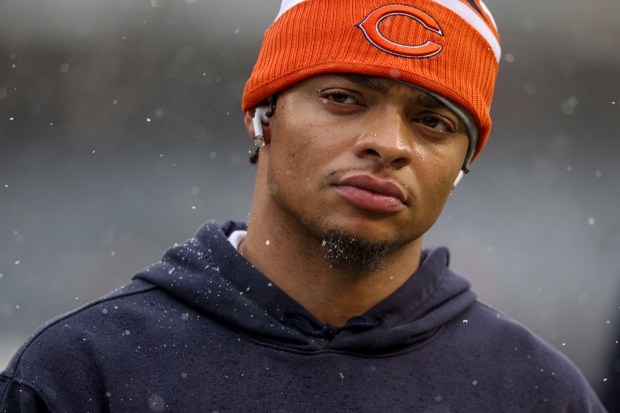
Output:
[
  {"xmin": 253, "ymin": 106, "xmax": 270, "ymax": 144},
  {"xmin": 452, "ymin": 170, "xmax": 465, "ymax": 189}
]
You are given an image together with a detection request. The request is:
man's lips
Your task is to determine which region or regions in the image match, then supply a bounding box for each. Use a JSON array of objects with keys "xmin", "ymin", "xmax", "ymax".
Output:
[{"xmin": 333, "ymin": 175, "xmax": 407, "ymax": 213}]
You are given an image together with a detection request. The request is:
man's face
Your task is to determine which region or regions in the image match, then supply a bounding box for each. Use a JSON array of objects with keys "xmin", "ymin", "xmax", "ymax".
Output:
[{"xmin": 260, "ymin": 74, "xmax": 469, "ymax": 251}]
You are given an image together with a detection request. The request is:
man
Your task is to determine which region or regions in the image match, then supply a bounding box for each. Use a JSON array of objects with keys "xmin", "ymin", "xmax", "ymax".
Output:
[{"xmin": 0, "ymin": 0, "xmax": 606, "ymax": 411}]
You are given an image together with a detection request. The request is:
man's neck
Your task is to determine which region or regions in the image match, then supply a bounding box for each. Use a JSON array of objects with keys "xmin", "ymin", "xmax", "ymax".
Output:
[{"xmin": 238, "ymin": 211, "xmax": 422, "ymax": 327}]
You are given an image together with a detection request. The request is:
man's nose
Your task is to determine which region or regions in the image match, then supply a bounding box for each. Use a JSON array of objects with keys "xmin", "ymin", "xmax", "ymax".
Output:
[{"xmin": 352, "ymin": 109, "xmax": 415, "ymax": 170}]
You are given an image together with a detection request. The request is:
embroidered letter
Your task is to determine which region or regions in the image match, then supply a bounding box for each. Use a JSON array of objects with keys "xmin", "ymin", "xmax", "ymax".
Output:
[{"xmin": 356, "ymin": 4, "xmax": 444, "ymax": 59}]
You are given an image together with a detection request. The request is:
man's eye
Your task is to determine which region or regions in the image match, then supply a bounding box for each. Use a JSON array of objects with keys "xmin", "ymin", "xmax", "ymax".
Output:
[
  {"xmin": 418, "ymin": 116, "xmax": 454, "ymax": 132},
  {"xmin": 321, "ymin": 91, "xmax": 359, "ymax": 105}
]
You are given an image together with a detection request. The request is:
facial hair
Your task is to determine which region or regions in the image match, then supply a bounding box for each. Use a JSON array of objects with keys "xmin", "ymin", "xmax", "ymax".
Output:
[{"xmin": 321, "ymin": 229, "xmax": 391, "ymax": 274}]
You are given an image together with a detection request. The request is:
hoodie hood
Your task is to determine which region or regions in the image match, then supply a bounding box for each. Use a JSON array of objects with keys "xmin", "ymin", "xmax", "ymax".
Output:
[{"xmin": 133, "ymin": 221, "xmax": 476, "ymax": 355}]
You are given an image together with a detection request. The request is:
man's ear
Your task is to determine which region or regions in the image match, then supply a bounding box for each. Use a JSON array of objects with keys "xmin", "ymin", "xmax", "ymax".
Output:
[{"xmin": 244, "ymin": 108, "xmax": 271, "ymax": 144}]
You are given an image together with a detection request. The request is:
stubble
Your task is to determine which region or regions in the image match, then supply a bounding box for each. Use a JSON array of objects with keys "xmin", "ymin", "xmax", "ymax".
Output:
[{"xmin": 321, "ymin": 229, "xmax": 391, "ymax": 274}]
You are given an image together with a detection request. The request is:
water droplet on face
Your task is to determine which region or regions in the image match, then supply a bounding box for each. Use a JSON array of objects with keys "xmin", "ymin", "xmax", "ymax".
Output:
[
  {"xmin": 267, "ymin": 183, "xmax": 279, "ymax": 195},
  {"xmin": 358, "ymin": 131, "xmax": 378, "ymax": 139}
]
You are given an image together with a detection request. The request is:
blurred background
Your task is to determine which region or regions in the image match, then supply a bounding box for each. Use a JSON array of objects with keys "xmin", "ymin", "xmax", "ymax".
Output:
[{"xmin": 0, "ymin": 0, "xmax": 618, "ymax": 408}]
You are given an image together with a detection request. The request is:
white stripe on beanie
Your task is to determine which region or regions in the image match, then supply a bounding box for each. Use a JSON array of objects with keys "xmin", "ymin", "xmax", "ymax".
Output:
[
  {"xmin": 276, "ymin": 0, "xmax": 306, "ymax": 20},
  {"xmin": 432, "ymin": 0, "xmax": 501, "ymax": 62},
  {"xmin": 274, "ymin": 0, "xmax": 501, "ymax": 63}
]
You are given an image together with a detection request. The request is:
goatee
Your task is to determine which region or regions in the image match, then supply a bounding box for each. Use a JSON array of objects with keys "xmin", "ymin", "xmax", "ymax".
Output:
[{"xmin": 321, "ymin": 230, "xmax": 390, "ymax": 274}]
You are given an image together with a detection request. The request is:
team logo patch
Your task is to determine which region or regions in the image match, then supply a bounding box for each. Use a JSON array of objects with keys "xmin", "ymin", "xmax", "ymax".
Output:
[{"xmin": 356, "ymin": 4, "xmax": 444, "ymax": 59}]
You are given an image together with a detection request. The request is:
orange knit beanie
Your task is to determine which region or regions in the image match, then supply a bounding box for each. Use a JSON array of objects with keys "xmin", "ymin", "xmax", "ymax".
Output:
[{"xmin": 242, "ymin": 0, "xmax": 501, "ymax": 168}]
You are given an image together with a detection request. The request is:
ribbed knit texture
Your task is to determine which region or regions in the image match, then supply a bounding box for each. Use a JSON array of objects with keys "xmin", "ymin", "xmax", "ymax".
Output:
[{"xmin": 242, "ymin": 0, "xmax": 500, "ymax": 162}]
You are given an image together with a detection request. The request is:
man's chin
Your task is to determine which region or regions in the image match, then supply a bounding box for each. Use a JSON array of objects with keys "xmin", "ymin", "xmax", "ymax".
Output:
[
  {"xmin": 319, "ymin": 219, "xmax": 417, "ymax": 248},
  {"xmin": 320, "ymin": 229, "xmax": 392, "ymax": 275}
]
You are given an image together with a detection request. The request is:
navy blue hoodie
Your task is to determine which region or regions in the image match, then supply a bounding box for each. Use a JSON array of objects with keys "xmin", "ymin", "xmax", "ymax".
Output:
[{"xmin": 0, "ymin": 221, "xmax": 606, "ymax": 412}]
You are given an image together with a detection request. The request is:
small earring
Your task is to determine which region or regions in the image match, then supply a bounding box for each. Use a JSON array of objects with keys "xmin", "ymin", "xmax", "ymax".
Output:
[{"xmin": 254, "ymin": 136, "xmax": 266, "ymax": 148}]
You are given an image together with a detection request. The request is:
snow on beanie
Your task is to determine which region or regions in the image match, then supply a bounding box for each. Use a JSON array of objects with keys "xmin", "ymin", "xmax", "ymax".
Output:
[{"xmin": 242, "ymin": 0, "xmax": 501, "ymax": 167}]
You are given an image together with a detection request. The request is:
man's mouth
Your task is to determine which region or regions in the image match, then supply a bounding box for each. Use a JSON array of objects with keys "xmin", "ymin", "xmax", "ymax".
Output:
[{"xmin": 333, "ymin": 175, "xmax": 407, "ymax": 213}]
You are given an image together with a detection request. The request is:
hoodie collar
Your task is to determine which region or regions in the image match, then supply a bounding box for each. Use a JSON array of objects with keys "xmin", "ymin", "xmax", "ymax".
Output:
[{"xmin": 134, "ymin": 221, "xmax": 476, "ymax": 355}]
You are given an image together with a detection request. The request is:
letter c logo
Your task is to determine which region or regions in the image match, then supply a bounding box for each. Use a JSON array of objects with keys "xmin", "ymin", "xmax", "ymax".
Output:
[{"xmin": 356, "ymin": 5, "xmax": 444, "ymax": 59}]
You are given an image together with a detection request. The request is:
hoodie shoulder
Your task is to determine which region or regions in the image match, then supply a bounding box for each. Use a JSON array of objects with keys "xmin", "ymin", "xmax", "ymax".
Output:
[
  {"xmin": 3, "ymin": 281, "xmax": 156, "ymax": 370},
  {"xmin": 449, "ymin": 301, "xmax": 606, "ymax": 411},
  {"xmin": 0, "ymin": 280, "xmax": 157, "ymax": 411}
]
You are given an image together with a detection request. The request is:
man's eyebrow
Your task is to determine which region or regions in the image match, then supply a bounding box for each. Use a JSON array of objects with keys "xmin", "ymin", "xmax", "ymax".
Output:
[
  {"xmin": 413, "ymin": 92, "xmax": 446, "ymax": 110},
  {"xmin": 337, "ymin": 74, "xmax": 392, "ymax": 93},
  {"xmin": 337, "ymin": 74, "xmax": 448, "ymax": 110}
]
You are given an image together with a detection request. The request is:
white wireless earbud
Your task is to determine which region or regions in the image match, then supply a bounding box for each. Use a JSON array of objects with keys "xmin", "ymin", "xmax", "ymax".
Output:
[
  {"xmin": 452, "ymin": 170, "xmax": 465, "ymax": 189},
  {"xmin": 253, "ymin": 106, "xmax": 270, "ymax": 141}
]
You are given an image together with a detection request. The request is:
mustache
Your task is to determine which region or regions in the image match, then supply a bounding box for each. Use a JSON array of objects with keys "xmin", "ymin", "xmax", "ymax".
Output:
[{"xmin": 324, "ymin": 166, "xmax": 415, "ymax": 201}]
